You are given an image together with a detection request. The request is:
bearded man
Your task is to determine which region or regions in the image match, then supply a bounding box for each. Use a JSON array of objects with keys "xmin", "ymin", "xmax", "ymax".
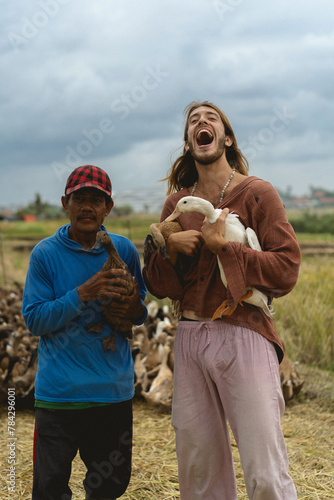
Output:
[{"xmin": 143, "ymin": 101, "xmax": 300, "ymax": 500}]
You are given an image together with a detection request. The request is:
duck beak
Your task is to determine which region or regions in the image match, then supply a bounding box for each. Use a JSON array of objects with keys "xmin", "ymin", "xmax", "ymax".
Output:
[
  {"xmin": 164, "ymin": 208, "xmax": 182, "ymax": 222},
  {"xmin": 92, "ymin": 239, "xmax": 102, "ymax": 250}
]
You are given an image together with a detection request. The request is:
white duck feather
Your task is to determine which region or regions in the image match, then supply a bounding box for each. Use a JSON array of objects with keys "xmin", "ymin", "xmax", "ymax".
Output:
[{"xmin": 165, "ymin": 196, "xmax": 273, "ymax": 319}]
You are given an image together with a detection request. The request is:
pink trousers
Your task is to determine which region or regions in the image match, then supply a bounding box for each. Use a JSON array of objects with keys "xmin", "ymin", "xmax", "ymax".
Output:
[{"xmin": 171, "ymin": 320, "xmax": 297, "ymax": 500}]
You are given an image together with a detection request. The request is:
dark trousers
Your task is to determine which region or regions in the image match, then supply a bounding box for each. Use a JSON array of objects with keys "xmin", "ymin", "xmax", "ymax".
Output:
[{"xmin": 32, "ymin": 400, "xmax": 133, "ymax": 500}]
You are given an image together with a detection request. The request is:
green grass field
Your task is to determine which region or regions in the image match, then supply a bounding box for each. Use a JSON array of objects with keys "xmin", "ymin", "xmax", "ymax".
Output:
[
  {"xmin": 1, "ymin": 211, "xmax": 334, "ymax": 242},
  {"xmin": 0, "ymin": 214, "xmax": 158, "ymax": 241}
]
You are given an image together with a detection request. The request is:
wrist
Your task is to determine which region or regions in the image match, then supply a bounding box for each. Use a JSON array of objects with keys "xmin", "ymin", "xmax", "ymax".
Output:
[
  {"xmin": 77, "ymin": 285, "xmax": 89, "ymax": 303},
  {"xmin": 206, "ymin": 238, "xmax": 227, "ymax": 254}
]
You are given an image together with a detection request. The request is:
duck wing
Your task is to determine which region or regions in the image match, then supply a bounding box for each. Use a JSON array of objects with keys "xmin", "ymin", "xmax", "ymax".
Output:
[
  {"xmin": 245, "ymin": 227, "xmax": 262, "ymax": 251},
  {"xmin": 224, "ymin": 214, "xmax": 247, "ymax": 245},
  {"xmin": 214, "ymin": 216, "xmax": 274, "ymax": 319}
]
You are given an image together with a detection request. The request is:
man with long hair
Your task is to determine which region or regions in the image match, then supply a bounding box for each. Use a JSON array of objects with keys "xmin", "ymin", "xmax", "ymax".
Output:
[{"xmin": 143, "ymin": 102, "xmax": 300, "ymax": 499}]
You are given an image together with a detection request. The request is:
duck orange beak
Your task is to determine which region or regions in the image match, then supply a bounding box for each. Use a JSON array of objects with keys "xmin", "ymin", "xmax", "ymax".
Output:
[{"xmin": 165, "ymin": 208, "xmax": 182, "ymax": 222}]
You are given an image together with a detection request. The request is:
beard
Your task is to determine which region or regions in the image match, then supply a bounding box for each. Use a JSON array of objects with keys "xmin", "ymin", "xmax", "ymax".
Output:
[{"xmin": 187, "ymin": 135, "xmax": 226, "ymax": 165}]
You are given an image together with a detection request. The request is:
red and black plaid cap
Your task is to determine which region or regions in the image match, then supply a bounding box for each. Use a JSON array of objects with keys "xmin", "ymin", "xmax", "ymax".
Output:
[{"xmin": 65, "ymin": 165, "xmax": 112, "ymax": 197}]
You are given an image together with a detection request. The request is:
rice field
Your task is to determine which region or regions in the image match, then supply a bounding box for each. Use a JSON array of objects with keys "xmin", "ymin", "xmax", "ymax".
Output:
[{"xmin": 275, "ymin": 254, "xmax": 334, "ymax": 370}]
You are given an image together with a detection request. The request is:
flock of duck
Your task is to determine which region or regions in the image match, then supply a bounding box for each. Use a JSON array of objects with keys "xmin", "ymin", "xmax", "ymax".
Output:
[{"xmin": 131, "ymin": 301, "xmax": 176, "ymax": 411}]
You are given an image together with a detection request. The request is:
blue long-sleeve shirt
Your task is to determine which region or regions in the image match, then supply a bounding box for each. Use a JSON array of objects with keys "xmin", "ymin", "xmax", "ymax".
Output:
[{"xmin": 22, "ymin": 224, "xmax": 147, "ymax": 403}]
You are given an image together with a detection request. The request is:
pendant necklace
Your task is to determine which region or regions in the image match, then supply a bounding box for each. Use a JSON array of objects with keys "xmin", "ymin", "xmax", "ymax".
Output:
[{"xmin": 191, "ymin": 168, "xmax": 236, "ymax": 203}]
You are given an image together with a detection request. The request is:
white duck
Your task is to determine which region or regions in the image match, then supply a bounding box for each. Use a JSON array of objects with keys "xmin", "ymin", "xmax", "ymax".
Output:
[
  {"xmin": 141, "ymin": 343, "xmax": 173, "ymax": 411},
  {"xmin": 165, "ymin": 196, "xmax": 273, "ymax": 319}
]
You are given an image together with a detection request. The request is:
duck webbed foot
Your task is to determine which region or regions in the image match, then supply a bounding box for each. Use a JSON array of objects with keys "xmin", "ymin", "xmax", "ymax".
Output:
[
  {"xmin": 143, "ymin": 234, "xmax": 155, "ymax": 266},
  {"xmin": 212, "ymin": 301, "xmax": 237, "ymax": 320},
  {"xmin": 212, "ymin": 290, "xmax": 253, "ymax": 320},
  {"xmin": 144, "ymin": 234, "xmax": 170, "ymax": 265}
]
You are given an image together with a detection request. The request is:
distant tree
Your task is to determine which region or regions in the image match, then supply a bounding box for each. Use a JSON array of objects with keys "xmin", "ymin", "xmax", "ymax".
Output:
[
  {"xmin": 29, "ymin": 193, "xmax": 49, "ymax": 216},
  {"xmin": 281, "ymin": 185, "xmax": 294, "ymax": 200},
  {"xmin": 289, "ymin": 211, "xmax": 334, "ymax": 233},
  {"xmin": 15, "ymin": 193, "xmax": 58, "ymax": 219},
  {"xmin": 113, "ymin": 204, "xmax": 134, "ymax": 217},
  {"xmin": 276, "ymin": 185, "xmax": 294, "ymax": 201}
]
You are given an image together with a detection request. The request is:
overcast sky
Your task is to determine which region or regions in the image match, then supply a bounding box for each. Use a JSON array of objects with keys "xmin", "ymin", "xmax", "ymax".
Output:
[{"xmin": 1, "ymin": 0, "xmax": 333, "ymax": 209}]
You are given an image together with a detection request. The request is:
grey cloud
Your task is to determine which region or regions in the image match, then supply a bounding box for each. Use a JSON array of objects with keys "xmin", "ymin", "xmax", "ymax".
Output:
[{"xmin": 0, "ymin": 0, "xmax": 333, "ymax": 208}]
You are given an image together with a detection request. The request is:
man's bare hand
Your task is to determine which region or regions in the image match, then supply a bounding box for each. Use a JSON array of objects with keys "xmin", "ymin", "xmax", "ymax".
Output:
[
  {"xmin": 166, "ymin": 230, "xmax": 203, "ymax": 264},
  {"xmin": 78, "ymin": 271, "xmax": 145, "ymax": 321},
  {"xmin": 108, "ymin": 279, "xmax": 144, "ymax": 320},
  {"xmin": 77, "ymin": 269, "xmax": 130, "ymax": 303},
  {"xmin": 201, "ymin": 208, "xmax": 229, "ymax": 254}
]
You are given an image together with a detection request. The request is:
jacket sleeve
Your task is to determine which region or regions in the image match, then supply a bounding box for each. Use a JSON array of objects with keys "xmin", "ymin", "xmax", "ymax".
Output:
[
  {"xmin": 22, "ymin": 249, "xmax": 85, "ymax": 337},
  {"xmin": 217, "ymin": 182, "xmax": 301, "ymax": 307},
  {"xmin": 142, "ymin": 197, "xmax": 185, "ymax": 301}
]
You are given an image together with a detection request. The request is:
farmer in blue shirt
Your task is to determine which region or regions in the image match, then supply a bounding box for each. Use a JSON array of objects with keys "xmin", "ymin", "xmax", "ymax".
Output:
[{"xmin": 23, "ymin": 165, "xmax": 147, "ymax": 500}]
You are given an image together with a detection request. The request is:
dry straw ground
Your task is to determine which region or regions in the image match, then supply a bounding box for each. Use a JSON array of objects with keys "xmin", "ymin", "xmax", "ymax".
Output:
[{"xmin": 1, "ymin": 363, "xmax": 333, "ymax": 500}]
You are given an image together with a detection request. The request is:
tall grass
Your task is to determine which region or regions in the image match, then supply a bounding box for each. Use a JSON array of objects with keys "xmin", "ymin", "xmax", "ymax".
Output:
[{"xmin": 275, "ymin": 255, "xmax": 334, "ymax": 370}]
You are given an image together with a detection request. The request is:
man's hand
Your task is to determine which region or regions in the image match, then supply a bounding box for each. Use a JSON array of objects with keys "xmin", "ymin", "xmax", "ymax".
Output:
[
  {"xmin": 77, "ymin": 270, "xmax": 145, "ymax": 321},
  {"xmin": 77, "ymin": 268, "xmax": 130, "ymax": 303},
  {"xmin": 108, "ymin": 278, "xmax": 145, "ymax": 321},
  {"xmin": 166, "ymin": 230, "xmax": 203, "ymax": 264},
  {"xmin": 201, "ymin": 208, "xmax": 229, "ymax": 254}
]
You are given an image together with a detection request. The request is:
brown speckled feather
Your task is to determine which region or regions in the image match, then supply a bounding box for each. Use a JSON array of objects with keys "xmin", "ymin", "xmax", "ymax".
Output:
[{"xmin": 86, "ymin": 231, "xmax": 134, "ymax": 351}]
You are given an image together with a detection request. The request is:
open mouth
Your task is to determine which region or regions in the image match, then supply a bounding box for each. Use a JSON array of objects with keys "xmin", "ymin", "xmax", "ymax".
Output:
[{"xmin": 196, "ymin": 129, "xmax": 214, "ymax": 146}]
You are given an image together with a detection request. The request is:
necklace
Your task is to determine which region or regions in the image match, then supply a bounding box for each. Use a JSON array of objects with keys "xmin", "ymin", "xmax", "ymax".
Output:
[{"xmin": 191, "ymin": 168, "xmax": 236, "ymax": 203}]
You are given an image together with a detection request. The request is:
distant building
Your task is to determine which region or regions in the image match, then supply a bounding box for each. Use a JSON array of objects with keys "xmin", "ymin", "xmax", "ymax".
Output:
[
  {"xmin": 278, "ymin": 186, "xmax": 334, "ymax": 209},
  {"xmin": 0, "ymin": 209, "xmax": 15, "ymax": 221},
  {"xmin": 284, "ymin": 197, "xmax": 317, "ymax": 209},
  {"xmin": 23, "ymin": 214, "xmax": 37, "ymax": 222},
  {"xmin": 312, "ymin": 189, "xmax": 326, "ymax": 199},
  {"xmin": 319, "ymin": 197, "xmax": 334, "ymax": 206}
]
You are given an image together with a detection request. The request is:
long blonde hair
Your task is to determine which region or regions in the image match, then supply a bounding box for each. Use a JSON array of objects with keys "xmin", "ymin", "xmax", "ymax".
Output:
[{"xmin": 164, "ymin": 101, "xmax": 249, "ymax": 195}]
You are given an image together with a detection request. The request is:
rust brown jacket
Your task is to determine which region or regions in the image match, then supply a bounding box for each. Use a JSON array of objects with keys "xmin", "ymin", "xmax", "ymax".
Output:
[{"xmin": 143, "ymin": 176, "xmax": 301, "ymax": 362}]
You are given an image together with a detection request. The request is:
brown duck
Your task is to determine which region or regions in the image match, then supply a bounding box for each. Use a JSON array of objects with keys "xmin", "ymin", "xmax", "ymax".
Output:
[
  {"xmin": 143, "ymin": 220, "xmax": 183, "ymax": 319},
  {"xmin": 143, "ymin": 221, "xmax": 182, "ymax": 268},
  {"xmin": 86, "ymin": 230, "xmax": 134, "ymax": 351}
]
